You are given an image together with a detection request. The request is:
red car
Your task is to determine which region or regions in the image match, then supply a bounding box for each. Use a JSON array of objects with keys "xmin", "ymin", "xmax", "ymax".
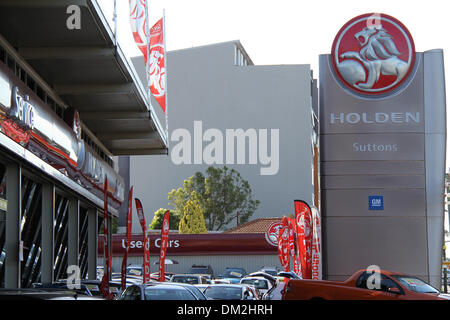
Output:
[{"xmin": 283, "ymin": 269, "xmax": 450, "ymax": 300}]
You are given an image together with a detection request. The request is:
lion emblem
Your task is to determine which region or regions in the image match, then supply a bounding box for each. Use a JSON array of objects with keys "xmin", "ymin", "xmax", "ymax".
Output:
[{"xmin": 336, "ymin": 25, "xmax": 409, "ymax": 91}]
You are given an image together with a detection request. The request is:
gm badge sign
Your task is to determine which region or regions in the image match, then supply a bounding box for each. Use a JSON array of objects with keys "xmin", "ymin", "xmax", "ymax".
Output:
[{"xmin": 369, "ymin": 195, "xmax": 384, "ymax": 210}]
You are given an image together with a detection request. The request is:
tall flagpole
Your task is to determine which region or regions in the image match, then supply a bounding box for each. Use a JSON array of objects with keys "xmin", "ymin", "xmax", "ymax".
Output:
[{"xmin": 163, "ymin": 9, "xmax": 169, "ymax": 149}]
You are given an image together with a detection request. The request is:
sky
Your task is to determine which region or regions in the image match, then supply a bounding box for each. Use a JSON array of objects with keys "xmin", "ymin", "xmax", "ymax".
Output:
[{"xmin": 98, "ymin": 0, "xmax": 450, "ymax": 168}]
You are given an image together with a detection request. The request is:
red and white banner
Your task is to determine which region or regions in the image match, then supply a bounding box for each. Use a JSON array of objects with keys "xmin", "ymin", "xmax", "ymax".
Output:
[
  {"xmin": 135, "ymin": 198, "xmax": 151, "ymax": 283},
  {"xmin": 294, "ymin": 200, "xmax": 312, "ymax": 279},
  {"xmin": 121, "ymin": 186, "xmax": 134, "ymax": 290},
  {"xmin": 100, "ymin": 177, "xmax": 112, "ymax": 299},
  {"xmin": 277, "ymin": 216, "xmax": 290, "ymax": 272},
  {"xmin": 129, "ymin": 2, "xmax": 167, "ymax": 113},
  {"xmin": 129, "ymin": 0, "xmax": 148, "ymax": 57},
  {"xmin": 149, "ymin": 18, "xmax": 166, "ymax": 113},
  {"xmin": 311, "ymin": 206, "xmax": 322, "ymax": 280},
  {"xmin": 288, "ymin": 217, "xmax": 299, "ymax": 275},
  {"xmin": 159, "ymin": 210, "xmax": 170, "ymax": 281}
]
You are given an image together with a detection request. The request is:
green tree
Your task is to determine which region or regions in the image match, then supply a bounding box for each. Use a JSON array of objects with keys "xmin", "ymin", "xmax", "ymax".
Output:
[
  {"xmin": 178, "ymin": 192, "xmax": 207, "ymax": 234},
  {"xmin": 149, "ymin": 208, "xmax": 180, "ymax": 230},
  {"xmin": 168, "ymin": 166, "xmax": 260, "ymax": 231}
]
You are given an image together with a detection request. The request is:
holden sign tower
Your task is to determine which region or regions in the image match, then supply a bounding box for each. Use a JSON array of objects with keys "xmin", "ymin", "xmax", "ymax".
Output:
[{"xmin": 319, "ymin": 13, "xmax": 446, "ymax": 288}]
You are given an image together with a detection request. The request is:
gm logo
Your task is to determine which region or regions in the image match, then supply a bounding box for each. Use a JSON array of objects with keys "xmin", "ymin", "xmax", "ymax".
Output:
[{"xmin": 369, "ymin": 195, "xmax": 384, "ymax": 210}]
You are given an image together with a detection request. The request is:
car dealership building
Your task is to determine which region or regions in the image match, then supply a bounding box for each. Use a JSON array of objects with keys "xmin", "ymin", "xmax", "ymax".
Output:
[{"xmin": 0, "ymin": 1, "xmax": 167, "ymax": 288}]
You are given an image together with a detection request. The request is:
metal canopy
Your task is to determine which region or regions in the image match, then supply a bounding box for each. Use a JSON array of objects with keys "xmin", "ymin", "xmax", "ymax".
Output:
[{"xmin": 0, "ymin": 0, "xmax": 168, "ymax": 155}]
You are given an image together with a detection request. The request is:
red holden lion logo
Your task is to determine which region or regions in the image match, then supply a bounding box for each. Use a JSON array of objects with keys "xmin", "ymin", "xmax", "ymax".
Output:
[
  {"xmin": 265, "ymin": 222, "xmax": 283, "ymax": 247},
  {"xmin": 332, "ymin": 13, "xmax": 415, "ymax": 95}
]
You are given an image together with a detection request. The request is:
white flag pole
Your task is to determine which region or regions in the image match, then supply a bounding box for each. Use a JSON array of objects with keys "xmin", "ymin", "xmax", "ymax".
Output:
[{"xmin": 163, "ymin": 9, "xmax": 169, "ymax": 149}]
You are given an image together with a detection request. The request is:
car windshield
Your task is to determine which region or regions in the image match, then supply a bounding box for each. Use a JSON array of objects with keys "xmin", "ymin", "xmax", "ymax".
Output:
[
  {"xmin": 204, "ymin": 286, "xmax": 243, "ymax": 300},
  {"xmin": 241, "ymin": 279, "xmax": 269, "ymax": 289},
  {"xmin": 223, "ymin": 269, "xmax": 245, "ymax": 278},
  {"xmin": 144, "ymin": 287, "xmax": 196, "ymax": 300},
  {"xmin": 392, "ymin": 275, "xmax": 440, "ymax": 294}
]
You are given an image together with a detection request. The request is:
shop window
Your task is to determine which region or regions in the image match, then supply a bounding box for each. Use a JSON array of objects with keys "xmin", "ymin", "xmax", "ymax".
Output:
[
  {"xmin": 54, "ymin": 194, "xmax": 69, "ymax": 281},
  {"xmin": 20, "ymin": 175, "xmax": 43, "ymax": 288},
  {"xmin": 79, "ymin": 207, "xmax": 89, "ymax": 279}
]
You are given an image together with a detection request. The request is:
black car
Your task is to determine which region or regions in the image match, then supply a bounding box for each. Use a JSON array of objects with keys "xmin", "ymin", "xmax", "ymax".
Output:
[{"xmin": 117, "ymin": 282, "xmax": 207, "ymax": 300}]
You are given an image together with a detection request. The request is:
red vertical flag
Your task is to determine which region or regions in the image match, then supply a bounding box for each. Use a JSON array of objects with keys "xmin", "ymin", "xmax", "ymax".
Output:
[
  {"xmin": 100, "ymin": 177, "xmax": 112, "ymax": 299},
  {"xmin": 129, "ymin": 0, "xmax": 148, "ymax": 57},
  {"xmin": 277, "ymin": 216, "xmax": 290, "ymax": 272},
  {"xmin": 288, "ymin": 217, "xmax": 299, "ymax": 275},
  {"xmin": 129, "ymin": 2, "xmax": 167, "ymax": 113},
  {"xmin": 281, "ymin": 216, "xmax": 290, "ymax": 272},
  {"xmin": 135, "ymin": 198, "xmax": 151, "ymax": 283},
  {"xmin": 311, "ymin": 206, "xmax": 322, "ymax": 280},
  {"xmin": 294, "ymin": 200, "xmax": 313, "ymax": 279},
  {"xmin": 159, "ymin": 210, "xmax": 170, "ymax": 281},
  {"xmin": 149, "ymin": 18, "xmax": 166, "ymax": 113},
  {"xmin": 121, "ymin": 186, "xmax": 134, "ymax": 291}
]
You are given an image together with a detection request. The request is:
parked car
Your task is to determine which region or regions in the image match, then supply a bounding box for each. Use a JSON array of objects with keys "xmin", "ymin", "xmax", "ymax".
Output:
[
  {"xmin": 170, "ymin": 274, "xmax": 209, "ymax": 284},
  {"xmin": 284, "ymin": 269, "xmax": 450, "ymax": 300},
  {"xmin": 126, "ymin": 264, "xmax": 144, "ymax": 276},
  {"xmin": 240, "ymin": 276, "xmax": 273, "ymax": 295},
  {"xmin": 219, "ymin": 267, "xmax": 247, "ymax": 284},
  {"xmin": 188, "ymin": 264, "xmax": 214, "ymax": 278},
  {"xmin": 203, "ymin": 284, "xmax": 259, "ymax": 300},
  {"xmin": 117, "ymin": 283, "xmax": 205, "ymax": 300},
  {"xmin": 0, "ymin": 288, "xmax": 103, "ymax": 300},
  {"xmin": 277, "ymin": 271, "xmax": 302, "ymax": 280},
  {"xmin": 257, "ymin": 267, "xmax": 279, "ymax": 277}
]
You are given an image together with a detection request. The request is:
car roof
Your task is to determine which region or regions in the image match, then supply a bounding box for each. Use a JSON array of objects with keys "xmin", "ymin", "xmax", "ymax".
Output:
[{"xmin": 205, "ymin": 284, "xmax": 246, "ymax": 288}]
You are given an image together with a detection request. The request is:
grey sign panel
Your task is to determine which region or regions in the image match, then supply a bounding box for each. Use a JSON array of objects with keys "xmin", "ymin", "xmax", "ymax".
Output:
[
  {"xmin": 321, "ymin": 160, "xmax": 424, "ymax": 176},
  {"xmin": 320, "ymin": 133, "xmax": 425, "ymax": 161},
  {"xmin": 323, "ymin": 217, "xmax": 429, "ymax": 277},
  {"xmin": 322, "ymin": 189, "xmax": 426, "ymax": 217},
  {"xmin": 321, "ymin": 174, "xmax": 425, "ymax": 190}
]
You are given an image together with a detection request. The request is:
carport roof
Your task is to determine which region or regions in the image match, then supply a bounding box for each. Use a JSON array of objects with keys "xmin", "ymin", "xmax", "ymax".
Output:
[{"xmin": 0, "ymin": 0, "xmax": 168, "ymax": 156}]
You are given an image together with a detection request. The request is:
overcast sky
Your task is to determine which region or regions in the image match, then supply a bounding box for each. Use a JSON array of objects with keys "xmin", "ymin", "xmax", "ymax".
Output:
[{"xmin": 99, "ymin": 0, "xmax": 450, "ymax": 167}]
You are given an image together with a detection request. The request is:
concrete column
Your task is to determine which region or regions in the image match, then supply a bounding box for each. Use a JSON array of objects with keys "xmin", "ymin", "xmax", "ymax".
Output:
[
  {"xmin": 67, "ymin": 197, "xmax": 79, "ymax": 267},
  {"xmin": 87, "ymin": 208, "xmax": 98, "ymax": 280},
  {"xmin": 5, "ymin": 163, "xmax": 21, "ymax": 288},
  {"xmin": 41, "ymin": 183, "xmax": 55, "ymax": 283}
]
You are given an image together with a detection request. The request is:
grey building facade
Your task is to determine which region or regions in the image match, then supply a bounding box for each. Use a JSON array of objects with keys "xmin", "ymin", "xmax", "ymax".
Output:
[{"xmin": 127, "ymin": 41, "xmax": 318, "ymax": 233}]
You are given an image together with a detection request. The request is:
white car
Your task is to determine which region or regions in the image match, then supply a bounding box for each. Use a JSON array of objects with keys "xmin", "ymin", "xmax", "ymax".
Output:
[{"xmin": 239, "ymin": 276, "xmax": 272, "ymax": 295}]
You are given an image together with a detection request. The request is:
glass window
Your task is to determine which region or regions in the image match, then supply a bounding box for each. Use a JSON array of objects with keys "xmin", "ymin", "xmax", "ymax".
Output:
[
  {"xmin": 121, "ymin": 286, "xmax": 141, "ymax": 300},
  {"xmin": 355, "ymin": 272, "xmax": 403, "ymax": 294},
  {"xmin": 78, "ymin": 207, "xmax": 89, "ymax": 279},
  {"xmin": 20, "ymin": 175, "xmax": 42, "ymax": 288},
  {"xmin": 144, "ymin": 287, "xmax": 196, "ymax": 300},
  {"xmin": 241, "ymin": 279, "xmax": 268, "ymax": 289},
  {"xmin": 392, "ymin": 275, "xmax": 439, "ymax": 294},
  {"xmin": 54, "ymin": 194, "xmax": 69, "ymax": 280}
]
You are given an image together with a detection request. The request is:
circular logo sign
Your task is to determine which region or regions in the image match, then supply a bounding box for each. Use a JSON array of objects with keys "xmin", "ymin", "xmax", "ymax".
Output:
[
  {"xmin": 331, "ymin": 13, "xmax": 415, "ymax": 95},
  {"xmin": 265, "ymin": 222, "xmax": 283, "ymax": 247}
]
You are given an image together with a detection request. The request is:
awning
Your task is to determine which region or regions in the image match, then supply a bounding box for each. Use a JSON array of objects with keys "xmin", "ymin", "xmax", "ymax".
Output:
[{"xmin": 0, "ymin": 0, "xmax": 168, "ymax": 156}]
